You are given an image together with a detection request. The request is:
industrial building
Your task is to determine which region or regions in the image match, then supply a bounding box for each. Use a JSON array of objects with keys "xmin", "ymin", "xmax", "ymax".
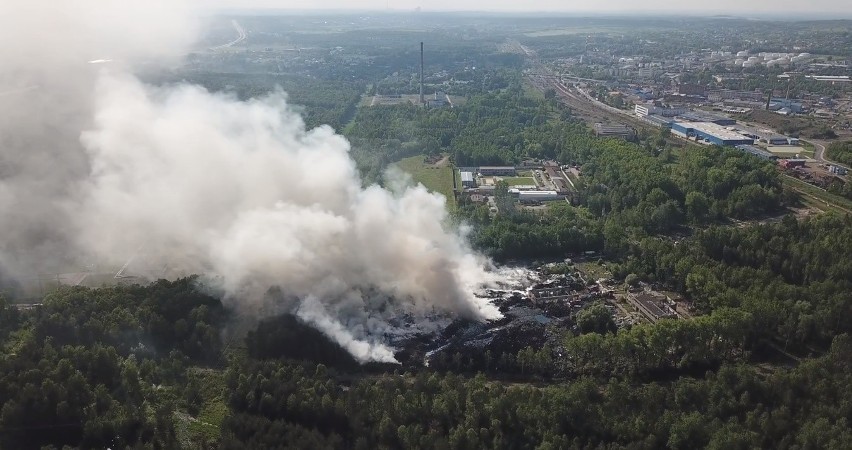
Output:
[
  {"xmin": 641, "ymin": 115, "xmax": 674, "ymax": 129},
  {"xmin": 479, "ymin": 166, "xmax": 516, "ymax": 176},
  {"xmin": 676, "ymin": 84, "xmax": 706, "ymax": 96},
  {"xmin": 735, "ymin": 145, "xmax": 777, "ymax": 161},
  {"xmin": 460, "ymin": 171, "xmax": 476, "ymax": 188},
  {"xmin": 676, "ymin": 110, "xmax": 737, "ymax": 126},
  {"xmin": 544, "ymin": 162, "xmax": 571, "ymax": 193},
  {"xmin": 634, "ymin": 104, "xmax": 654, "ymax": 116},
  {"xmin": 594, "ymin": 123, "xmax": 636, "ymax": 140},
  {"xmin": 805, "ymin": 75, "xmax": 850, "ymax": 84},
  {"xmin": 671, "ymin": 122, "xmax": 755, "ymax": 146},
  {"xmin": 428, "ymin": 91, "xmax": 450, "ymax": 108},
  {"xmin": 627, "ymin": 292, "xmax": 677, "ymax": 323},
  {"xmin": 761, "ymin": 134, "xmax": 793, "ymax": 145},
  {"xmin": 509, "ymin": 190, "xmax": 562, "ymax": 202},
  {"xmin": 634, "ymin": 104, "xmax": 687, "ymax": 117},
  {"xmin": 829, "ymin": 165, "xmax": 849, "ymax": 176},
  {"xmin": 768, "ymin": 98, "xmax": 804, "ymax": 114},
  {"xmin": 708, "ymin": 90, "xmax": 766, "ymax": 102}
]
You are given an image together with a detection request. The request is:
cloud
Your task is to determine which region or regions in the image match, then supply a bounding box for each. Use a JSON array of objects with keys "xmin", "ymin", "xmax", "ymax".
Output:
[{"xmin": 0, "ymin": 0, "xmax": 501, "ymax": 362}]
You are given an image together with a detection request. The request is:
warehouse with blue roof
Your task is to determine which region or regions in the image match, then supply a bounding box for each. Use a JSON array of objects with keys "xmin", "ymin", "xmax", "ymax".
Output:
[{"xmin": 671, "ymin": 122, "xmax": 755, "ymax": 146}]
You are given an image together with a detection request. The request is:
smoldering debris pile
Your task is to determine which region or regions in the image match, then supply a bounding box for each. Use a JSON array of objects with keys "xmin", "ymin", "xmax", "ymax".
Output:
[{"xmin": 390, "ymin": 264, "xmax": 613, "ymax": 370}]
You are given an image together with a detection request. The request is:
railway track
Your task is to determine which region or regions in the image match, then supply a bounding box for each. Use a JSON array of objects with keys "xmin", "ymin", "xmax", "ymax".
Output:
[{"xmin": 526, "ymin": 74, "xmax": 649, "ymax": 129}]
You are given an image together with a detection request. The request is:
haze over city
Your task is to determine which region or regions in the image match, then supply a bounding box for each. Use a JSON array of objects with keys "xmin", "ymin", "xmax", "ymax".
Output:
[{"xmin": 203, "ymin": 0, "xmax": 852, "ymax": 17}]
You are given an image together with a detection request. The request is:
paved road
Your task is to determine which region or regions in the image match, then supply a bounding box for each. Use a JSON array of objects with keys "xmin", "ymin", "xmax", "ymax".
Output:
[
  {"xmin": 211, "ymin": 20, "xmax": 246, "ymax": 50},
  {"xmin": 804, "ymin": 139, "xmax": 850, "ymax": 174},
  {"xmin": 811, "ymin": 140, "xmax": 829, "ymax": 162}
]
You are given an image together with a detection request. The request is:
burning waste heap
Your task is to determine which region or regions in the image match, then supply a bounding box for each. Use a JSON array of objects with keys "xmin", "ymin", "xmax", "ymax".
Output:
[{"xmin": 388, "ymin": 264, "xmax": 615, "ymax": 372}]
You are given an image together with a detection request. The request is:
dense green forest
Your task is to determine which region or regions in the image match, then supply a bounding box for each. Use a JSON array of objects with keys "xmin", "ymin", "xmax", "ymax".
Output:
[
  {"xmin": 0, "ymin": 279, "xmax": 224, "ymax": 449},
  {"xmin": 826, "ymin": 140, "xmax": 852, "ymax": 167},
  {"xmin": 2, "ymin": 258, "xmax": 850, "ymax": 449}
]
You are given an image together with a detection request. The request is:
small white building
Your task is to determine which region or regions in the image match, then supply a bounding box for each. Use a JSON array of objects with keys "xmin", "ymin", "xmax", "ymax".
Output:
[{"xmin": 460, "ymin": 171, "xmax": 476, "ymax": 188}]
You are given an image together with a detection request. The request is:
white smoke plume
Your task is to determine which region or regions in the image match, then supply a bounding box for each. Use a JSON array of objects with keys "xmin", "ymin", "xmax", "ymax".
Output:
[{"xmin": 0, "ymin": 1, "xmax": 501, "ymax": 362}]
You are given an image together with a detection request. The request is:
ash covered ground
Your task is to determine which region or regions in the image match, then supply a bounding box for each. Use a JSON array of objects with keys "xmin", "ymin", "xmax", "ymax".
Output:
[{"xmin": 389, "ymin": 263, "xmax": 614, "ymax": 370}]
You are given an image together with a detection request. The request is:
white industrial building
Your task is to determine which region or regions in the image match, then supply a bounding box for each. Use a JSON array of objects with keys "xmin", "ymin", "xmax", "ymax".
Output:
[
  {"xmin": 479, "ymin": 166, "xmax": 516, "ymax": 176},
  {"xmin": 635, "ymin": 104, "xmax": 687, "ymax": 118},
  {"xmin": 510, "ymin": 190, "xmax": 562, "ymax": 202},
  {"xmin": 460, "ymin": 171, "xmax": 476, "ymax": 188}
]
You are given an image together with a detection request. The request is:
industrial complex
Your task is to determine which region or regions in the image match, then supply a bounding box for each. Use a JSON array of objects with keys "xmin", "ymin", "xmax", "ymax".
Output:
[
  {"xmin": 630, "ymin": 98, "xmax": 815, "ymax": 165},
  {"xmin": 455, "ymin": 160, "xmax": 579, "ymax": 210},
  {"xmin": 670, "ymin": 122, "xmax": 755, "ymax": 146}
]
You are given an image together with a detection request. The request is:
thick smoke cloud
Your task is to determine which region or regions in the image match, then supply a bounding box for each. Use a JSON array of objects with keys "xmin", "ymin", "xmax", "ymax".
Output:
[
  {"xmin": 79, "ymin": 75, "xmax": 500, "ymax": 360},
  {"xmin": 0, "ymin": 1, "xmax": 500, "ymax": 362},
  {"xmin": 0, "ymin": 0, "xmax": 196, "ymax": 278}
]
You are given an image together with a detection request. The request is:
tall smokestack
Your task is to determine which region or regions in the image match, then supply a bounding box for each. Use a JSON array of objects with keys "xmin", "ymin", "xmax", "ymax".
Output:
[{"xmin": 420, "ymin": 42, "xmax": 424, "ymax": 105}]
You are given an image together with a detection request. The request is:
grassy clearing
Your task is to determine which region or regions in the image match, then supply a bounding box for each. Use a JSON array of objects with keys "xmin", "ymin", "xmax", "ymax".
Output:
[
  {"xmin": 448, "ymin": 95, "xmax": 467, "ymax": 107},
  {"xmin": 800, "ymin": 140, "xmax": 817, "ymax": 156},
  {"xmin": 501, "ymin": 176, "xmax": 537, "ymax": 186},
  {"xmin": 577, "ymin": 261, "xmax": 612, "ymax": 281},
  {"xmin": 522, "ymin": 80, "xmax": 545, "ymax": 101},
  {"xmin": 767, "ymin": 146, "xmax": 809, "ymax": 158},
  {"xmin": 175, "ymin": 368, "xmax": 228, "ymax": 447},
  {"xmin": 744, "ymin": 110, "xmax": 833, "ymax": 141},
  {"xmin": 392, "ymin": 155, "xmax": 458, "ymax": 209},
  {"xmin": 798, "ymin": 194, "xmax": 843, "ymax": 214},
  {"xmin": 784, "ymin": 176, "xmax": 852, "ymax": 214}
]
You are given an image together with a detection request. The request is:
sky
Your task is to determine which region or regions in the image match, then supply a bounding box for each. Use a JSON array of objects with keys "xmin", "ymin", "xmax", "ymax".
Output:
[{"xmin": 202, "ymin": 0, "xmax": 852, "ymax": 16}]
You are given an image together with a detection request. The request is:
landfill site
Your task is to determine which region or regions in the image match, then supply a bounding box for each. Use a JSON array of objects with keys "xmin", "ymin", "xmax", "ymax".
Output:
[{"xmin": 390, "ymin": 259, "xmax": 691, "ymax": 369}]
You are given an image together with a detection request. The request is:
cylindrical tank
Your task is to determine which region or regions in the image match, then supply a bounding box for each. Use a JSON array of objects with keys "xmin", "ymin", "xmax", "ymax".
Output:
[{"xmin": 518, "ymin": 191, "xmax": 560, "ymax": 202}]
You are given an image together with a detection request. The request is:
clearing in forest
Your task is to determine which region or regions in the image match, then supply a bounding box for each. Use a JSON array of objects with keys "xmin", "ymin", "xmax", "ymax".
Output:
[{"xmin": 392, "ymin": 154, "xmax": 458, "ymax": 209}]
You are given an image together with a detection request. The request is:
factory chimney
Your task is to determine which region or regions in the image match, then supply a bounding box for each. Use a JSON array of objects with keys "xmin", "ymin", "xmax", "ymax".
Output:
[{"xmin": 420, "ymin": 42, "xmax": 425, "ymax": 105}]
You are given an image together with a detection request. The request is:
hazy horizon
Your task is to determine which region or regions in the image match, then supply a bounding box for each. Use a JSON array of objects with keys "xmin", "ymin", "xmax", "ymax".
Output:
[{"xmin": 199, "ymin": 0, "xmax": 852, "ymax": 18}]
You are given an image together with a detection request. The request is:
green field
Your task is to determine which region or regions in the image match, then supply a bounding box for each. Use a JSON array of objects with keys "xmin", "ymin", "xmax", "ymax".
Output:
[
  {"xmin": 392, "ymin": 155, "xmax": 458, "ymax": 208},
  {"xmin": 767, "ymin": 146, "xmax": 811, "ymax": 158},
  {"xmin": 501, "ymin": 176, "xmax": 537, "ymax": 186},
  {"xmin": 800, "ymin": 140, "xmax": 817, "ymax": 156}
]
